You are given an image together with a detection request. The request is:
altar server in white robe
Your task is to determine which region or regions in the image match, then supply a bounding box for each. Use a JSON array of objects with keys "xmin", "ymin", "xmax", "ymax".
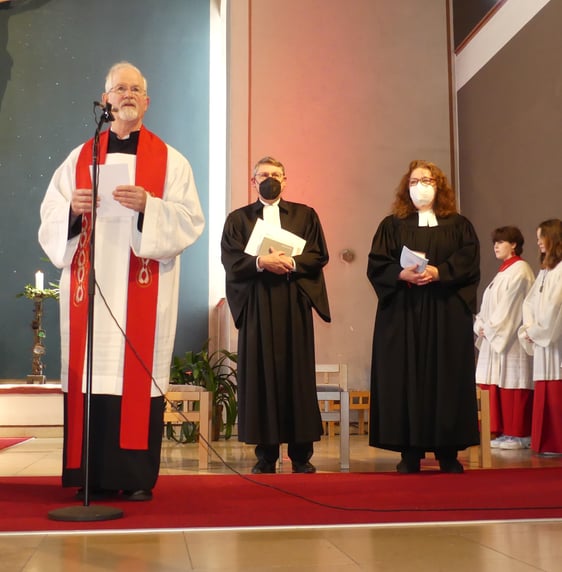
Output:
[
  {"xmin": 38, "ymin": 61, "xmax": 205, "ymax": 501},
  {"xmin": 474, "ymin": 226, "xmax": 535, "ymax": 450},
  {"xmin": 518, "ymin": 219, "xmax": 562, "ymax": 455}
]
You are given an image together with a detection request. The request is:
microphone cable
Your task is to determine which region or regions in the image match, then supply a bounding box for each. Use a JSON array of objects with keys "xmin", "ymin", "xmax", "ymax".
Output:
[{"xmin": 94, "ymin": 280, "xmax": 562, "ymax": 517}]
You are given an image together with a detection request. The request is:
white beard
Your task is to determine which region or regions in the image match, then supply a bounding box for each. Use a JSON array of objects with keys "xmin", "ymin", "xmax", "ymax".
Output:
[{"xmin": 117, "ymin": 106, "xmax": 139, "ymax": 122}]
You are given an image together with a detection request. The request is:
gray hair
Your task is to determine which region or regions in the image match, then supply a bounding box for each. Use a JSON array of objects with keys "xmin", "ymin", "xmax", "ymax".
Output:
[
  {"xmin": 104, "ymin": 61, "xmax": 147, "ymax": 93},
  {"xmin": 253, "ymin": 156, "xmax": 285, "ymax": 177}
]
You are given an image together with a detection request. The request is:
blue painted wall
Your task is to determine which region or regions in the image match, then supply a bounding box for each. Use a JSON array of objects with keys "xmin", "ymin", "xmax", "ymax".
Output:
[{"xmin": 0, "ymin": 0, "xmax": 210, "ymax": 378}]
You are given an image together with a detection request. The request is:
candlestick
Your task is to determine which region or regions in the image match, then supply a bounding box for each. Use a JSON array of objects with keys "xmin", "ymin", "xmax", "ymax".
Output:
[
  {"xmin": 35, "ymin": 270, "xmax": 44, "ymax": 291},
  {"xmin": 27, "ymin": 296, "xmax": 46, "ymax": 384}
]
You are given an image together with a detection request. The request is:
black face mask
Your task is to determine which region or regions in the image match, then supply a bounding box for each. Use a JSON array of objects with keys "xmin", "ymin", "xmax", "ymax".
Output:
[{"xmin": 259, "ymin": 177, "xmax": 281, "ymax": 201}]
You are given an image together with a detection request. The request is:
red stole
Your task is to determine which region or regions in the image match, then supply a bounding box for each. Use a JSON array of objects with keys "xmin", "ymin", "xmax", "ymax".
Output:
[
  {"xmin": 498, "ymin": 255, "xmax": 522, "ymax": 272},
  {"xmin": 66, "ymin": 127, "xmax": 167, "ymax": 469}
]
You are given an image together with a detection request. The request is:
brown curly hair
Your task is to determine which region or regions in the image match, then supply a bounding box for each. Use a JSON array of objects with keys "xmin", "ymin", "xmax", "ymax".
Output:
[
  {"xmin": 537, "ymin": 218, "xmax": 562, "ymax": 269},
  {"xmin": 391, "ymin": 160, "xmax": 457, "ymax": 219}
]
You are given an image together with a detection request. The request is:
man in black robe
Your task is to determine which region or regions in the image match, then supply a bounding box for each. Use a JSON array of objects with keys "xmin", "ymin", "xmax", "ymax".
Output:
[{"xmin": 221, "ymin": 156, "xmax": 331, "ymax": 474}]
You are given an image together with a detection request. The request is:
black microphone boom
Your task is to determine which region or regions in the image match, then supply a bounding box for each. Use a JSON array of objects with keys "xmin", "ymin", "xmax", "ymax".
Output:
[{"xmin": 93, "ymin": 101, "xmax": 115, "ymax": 123}]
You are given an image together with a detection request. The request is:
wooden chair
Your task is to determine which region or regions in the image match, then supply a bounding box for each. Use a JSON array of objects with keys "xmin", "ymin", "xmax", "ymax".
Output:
[
  {"xmin": 316, "ymin": 364, "xmax": 350, "ymax": 471},
  {"xmin": 324, "ymin": 390, "xmax": 370, "ymax": 436},
  {"xmin": 468, "ymin": 386, "xmax": 492, "ymax": 468},
  {"xmin": 164, "ymin": 386, "xmax": 212, "ymax": 469},
  {"xmin": 351, "ymin": 391, "xmax": 370, "ymax": 435}
]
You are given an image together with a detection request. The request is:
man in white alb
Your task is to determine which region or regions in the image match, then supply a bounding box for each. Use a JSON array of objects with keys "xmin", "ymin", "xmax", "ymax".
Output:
[{"xmin": 39, "ymin": 61, "xmax": 205, "ymax": 501}]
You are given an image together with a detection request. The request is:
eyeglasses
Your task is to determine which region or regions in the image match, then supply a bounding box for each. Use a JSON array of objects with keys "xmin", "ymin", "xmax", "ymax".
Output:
[
  {"xmin": 107, "ymin": 84, "xmax": 146, "ymax": 96},
  {"xmin": 408, "ymin": 177, "xmax": 436, "ymax": 187},
  {"xmin": 255, "ymin": 172, "xmax": 285, "ymax": 181}
]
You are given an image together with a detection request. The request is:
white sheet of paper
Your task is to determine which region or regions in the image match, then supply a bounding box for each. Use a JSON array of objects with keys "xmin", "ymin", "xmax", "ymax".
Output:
[
  {"xmin": 244, "ymin": 218, "xmax": 306, "ymax": 256},
  {"xmin": 90, "ymin": 163, "xmax": 134, "ymax": 218},
  {"xmin": 400, "ymin": 245, "xmax": 428, "ymax": 273}
]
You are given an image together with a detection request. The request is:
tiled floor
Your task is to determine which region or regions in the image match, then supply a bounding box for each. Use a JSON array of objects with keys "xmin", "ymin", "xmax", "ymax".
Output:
[{"xmin": 1, "ymin": 430, "xmax": 562, "ymax": 571}]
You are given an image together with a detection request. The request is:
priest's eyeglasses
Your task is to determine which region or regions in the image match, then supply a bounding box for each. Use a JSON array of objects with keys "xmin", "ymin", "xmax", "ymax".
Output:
[
  {"xmin": 255, "ymin": 172, "xmax": 285, "ymax": 181},
  {"xmin": 108, "ymin": 84, "xmax": 146, "ymax": 96},
  {"xmin": 408, "ymin": 177, "xmax": 436, "ymax": 187}
]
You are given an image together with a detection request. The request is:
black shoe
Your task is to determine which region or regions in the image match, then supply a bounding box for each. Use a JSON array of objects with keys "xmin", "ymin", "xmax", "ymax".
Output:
[
  {"xmin": 396, "ymin": 459, "xmax": 420, "ymax": 473},
  {"xmin": 251, "ymin": 460, "xmax": 276, "ymax": 474},
  {"xmin": 291, "ymin": 461, "xmax": 316, "ymax": 474},
  {"xmin": 439, "ymin": 459, "xmax": 464, "ymax": 473},
  {"xmin": 122, "ymin": 489, "xmax": 153, "ymax": 501},
  {"xmin": 75, "ymin": 488, "xmax": 119, "ymax": 501}
]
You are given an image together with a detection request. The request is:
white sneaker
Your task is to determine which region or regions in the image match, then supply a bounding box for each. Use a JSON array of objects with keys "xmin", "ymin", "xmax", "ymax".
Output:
[
  {"xmin": 491, "ymin": 435, "xmax": 508, "ymax": 448},
  {"xmin": 521, "ymin": 436, "xmax": 531, "ymax": 448},
  {"xmin": 500, "ymin": 437, "xmax": 526, "ymax": 450}
]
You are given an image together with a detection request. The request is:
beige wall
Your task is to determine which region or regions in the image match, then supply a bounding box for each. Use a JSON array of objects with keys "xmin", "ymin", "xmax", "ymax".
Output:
[{"xmin": 227, "ymin": 0, "xmax": 453, "ymax": 389}]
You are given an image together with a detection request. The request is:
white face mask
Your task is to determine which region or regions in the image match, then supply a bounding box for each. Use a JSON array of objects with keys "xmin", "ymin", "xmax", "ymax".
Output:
[{"xmin": 409, "ymin": 183, "xmax": 436, "ymax": 209}]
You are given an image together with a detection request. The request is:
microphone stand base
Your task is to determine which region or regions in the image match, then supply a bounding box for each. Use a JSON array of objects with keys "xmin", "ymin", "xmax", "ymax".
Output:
[{"xmin": 48, "ymin": 504, "xmax": 124, "ymax": 522}]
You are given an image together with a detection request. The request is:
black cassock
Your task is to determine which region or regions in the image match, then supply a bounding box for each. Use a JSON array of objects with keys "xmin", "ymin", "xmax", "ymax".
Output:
[
  {"xmin": 367, "ymin": 213, "xmax": 480, "ymax": 452},
  {"xmin": 221, "ymin": 199, "xmax": 330, "ymax": 445}
]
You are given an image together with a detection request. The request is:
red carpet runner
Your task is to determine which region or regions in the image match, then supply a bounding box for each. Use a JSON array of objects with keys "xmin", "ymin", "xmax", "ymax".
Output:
[
  {"xmin": 0, "ymin": 437, "xmax": 31, "ymax": 451},
  {"xmin": 1, "ymin": 468, "xmax": 562, "ymax": 532}
]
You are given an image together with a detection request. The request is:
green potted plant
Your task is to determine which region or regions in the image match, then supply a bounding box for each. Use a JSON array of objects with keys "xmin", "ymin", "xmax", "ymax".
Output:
[{"xmin": 170, "ymin": 341, "xmax": 238, "ymax": 440}]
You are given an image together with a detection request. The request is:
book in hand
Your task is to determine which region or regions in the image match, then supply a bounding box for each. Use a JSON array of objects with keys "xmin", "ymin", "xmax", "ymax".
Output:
[
  {"xmin": 259, "ymin": 236, "xmax": 293, "ymax": 256},
  {"xmin": 244, "ymin": 218, "xmax": 306, "ymax": 257},
  {"xmin": 400, "ymin": 245, "xmax": 428, "ymax": 273}
]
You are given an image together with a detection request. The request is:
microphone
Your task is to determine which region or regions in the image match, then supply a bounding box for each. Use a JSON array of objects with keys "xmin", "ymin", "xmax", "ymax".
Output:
[{"xmin": 93, "ymin": 100, "xmax": 116, "ymax": 122}]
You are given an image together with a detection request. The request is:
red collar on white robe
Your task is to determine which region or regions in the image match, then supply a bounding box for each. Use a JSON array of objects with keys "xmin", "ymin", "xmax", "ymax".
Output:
[{"xmin": 498, "ymin": 255, "xmax": 522, "ymax": 272}]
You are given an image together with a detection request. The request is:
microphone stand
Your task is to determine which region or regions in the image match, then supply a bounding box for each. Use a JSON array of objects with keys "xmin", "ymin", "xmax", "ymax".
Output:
[{"xmin": 49, "ymin": 103, "xmax": 123, "ymax": 522}]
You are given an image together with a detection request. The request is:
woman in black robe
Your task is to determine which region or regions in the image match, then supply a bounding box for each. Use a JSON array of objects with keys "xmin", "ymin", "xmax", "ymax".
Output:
[{"xmin": 367, "ymin": 159, "xmax": 480, "ymax": 473}]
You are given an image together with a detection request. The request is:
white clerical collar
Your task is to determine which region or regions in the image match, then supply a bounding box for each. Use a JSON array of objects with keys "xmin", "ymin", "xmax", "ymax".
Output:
[
  {"xmin": 261, "ymin": 199, "xmax": 281, "ymax": 227},
  {"xmin": 259, "ymin": 198, "xmax": 280, "ymax": 207},
  {"xmin": 417, "ymin": 210, "xmax": 438, "ymax": 227}
]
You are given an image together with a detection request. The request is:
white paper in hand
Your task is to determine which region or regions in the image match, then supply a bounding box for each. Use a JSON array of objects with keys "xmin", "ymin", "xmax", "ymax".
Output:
[
  {"xmin": 90, "ymin": 163, "xmax": 134, "ymax": 218},
  {"xmin": 400, "ymin": 245, "xmax": 428, "ymax": 273}
]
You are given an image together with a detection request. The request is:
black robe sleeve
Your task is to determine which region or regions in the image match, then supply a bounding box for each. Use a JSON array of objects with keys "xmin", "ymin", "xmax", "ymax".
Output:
[
  {"xmin": 435, "ymin": 215, "xmax": 480, "ymax": 314},
  {"xmin": 286, "ymin": 203, "xmax": 331, "ymax": 323},
  {"xmin": 366, "ymin": 215, "xmax": 404, "ymax": 307},
  {"xmin": 220, "ymin": 205, "xmax": 259, "ymax": 328}
]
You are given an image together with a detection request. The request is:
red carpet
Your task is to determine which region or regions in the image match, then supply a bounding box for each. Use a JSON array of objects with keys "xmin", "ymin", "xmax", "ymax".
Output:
[
  {"xmin": 0, "ymin": 437, "xmax": 31, "ymax": 451},
  {"xmin": 1, "ymin": 468, "xmax": 562, "ymax": 532}
]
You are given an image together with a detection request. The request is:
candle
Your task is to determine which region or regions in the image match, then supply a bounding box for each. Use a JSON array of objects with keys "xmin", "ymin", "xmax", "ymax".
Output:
[{"xmin": 35, "ymin": 271, "xmax": 44, "ymax": 291}]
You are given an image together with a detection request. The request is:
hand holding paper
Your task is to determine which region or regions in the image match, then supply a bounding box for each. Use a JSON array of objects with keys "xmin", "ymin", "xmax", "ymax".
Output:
[{"xmin": 400, "ymin": 245, "xmax": 428, "ymax": 273}]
